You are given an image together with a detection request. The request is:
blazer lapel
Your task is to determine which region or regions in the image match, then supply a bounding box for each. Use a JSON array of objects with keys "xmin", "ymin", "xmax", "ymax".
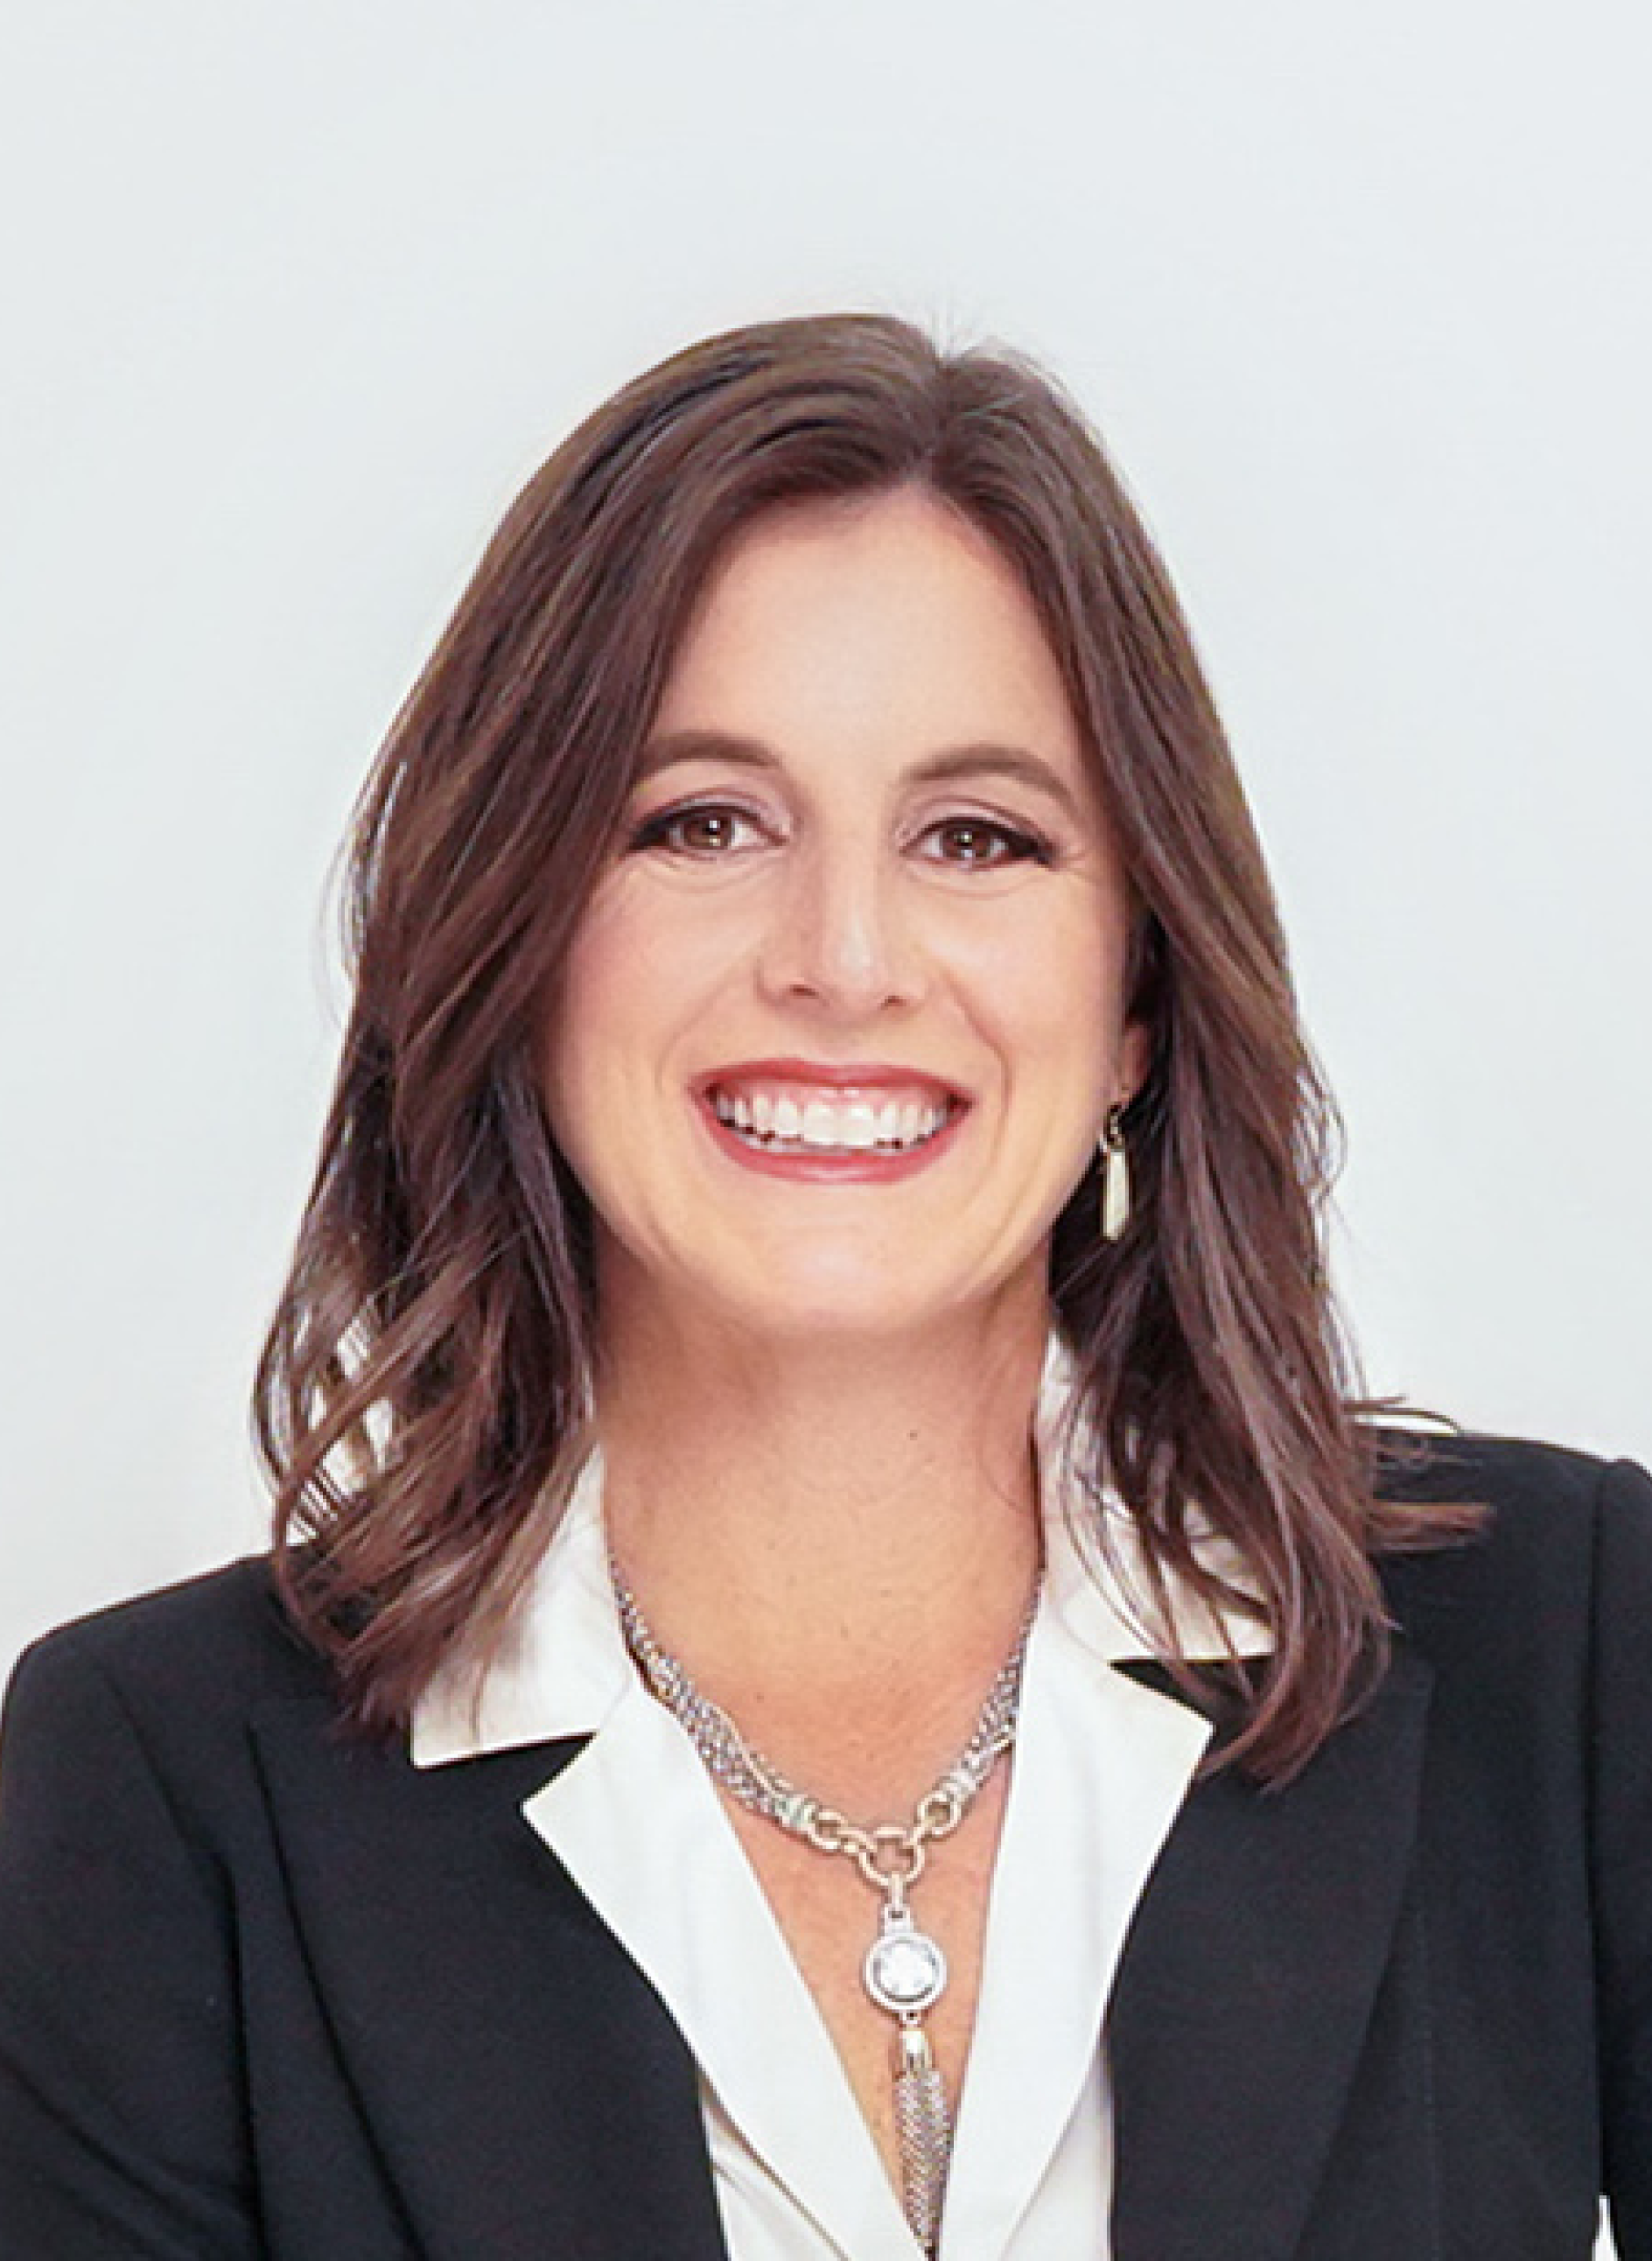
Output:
[
  {"xmin": 249, "ymin": 1698, "xmax": 728, "ymax": 2261},
  {"xmin": 1106, "ymin": 1645, "xmax": 1435, "ymax": 2261}
]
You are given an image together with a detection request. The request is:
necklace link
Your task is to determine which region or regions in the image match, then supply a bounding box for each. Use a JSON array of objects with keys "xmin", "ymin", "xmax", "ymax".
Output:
[
  {"xmin": 797, "ymin": 1802, "xmax": 850, "ymax": 1852},
  {"xmin": 915, "ymin": 1784, "xmax": 965, "ymax": 1837},
  {"xmin": 854, "ymin": 1825, "xmax": 927, "ymax": 1897}
]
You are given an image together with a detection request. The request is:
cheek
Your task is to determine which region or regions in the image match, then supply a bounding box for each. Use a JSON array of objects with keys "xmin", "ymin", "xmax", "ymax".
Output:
[
  {"xmin": 539, "ymin": 900, "xmax": 631, "ymax": 1151},
  {"xmin": 970, "ymin": 898, "xmax": 1134, "ymax": 1071},
  {"xmin": 542, "ymin": 881, "xmax": 739, "ymax": 1127}
]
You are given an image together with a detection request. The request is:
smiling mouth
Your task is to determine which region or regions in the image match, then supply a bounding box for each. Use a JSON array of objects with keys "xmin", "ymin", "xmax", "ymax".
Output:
[{"xmin": 705, "ymin": 1085, "xmax": 959, "ymax": 1156}]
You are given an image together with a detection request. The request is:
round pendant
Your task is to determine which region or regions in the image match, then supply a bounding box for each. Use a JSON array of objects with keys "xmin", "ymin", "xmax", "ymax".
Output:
[{"xmin": 863, "ymin": 1914, "xmax": 948, "ymax": 2016}]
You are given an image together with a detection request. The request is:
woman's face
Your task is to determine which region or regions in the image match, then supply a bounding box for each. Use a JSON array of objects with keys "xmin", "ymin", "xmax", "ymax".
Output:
[{"xmin": 542, "ymin": 486, "xmax": 1147, "ymax": 1348}]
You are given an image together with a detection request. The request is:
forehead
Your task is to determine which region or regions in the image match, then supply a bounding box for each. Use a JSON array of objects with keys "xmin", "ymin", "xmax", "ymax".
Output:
[{"xmin": 649, "ymin": 487, "xmax": 1086, "ymax": 778}]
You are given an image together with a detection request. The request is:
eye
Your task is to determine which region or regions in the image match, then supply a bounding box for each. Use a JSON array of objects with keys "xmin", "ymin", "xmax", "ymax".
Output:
[
  {"xmin": 919, "ymin": 816, "xmax": 1056, "ymax": 869},
  {"xmin": 627, "ymin": 801, "xmax": 770, "ymax": 857}
]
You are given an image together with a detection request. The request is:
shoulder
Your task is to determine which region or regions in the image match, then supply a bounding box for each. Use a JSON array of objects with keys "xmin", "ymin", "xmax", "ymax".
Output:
[
  {"xmin": 1368, "ymin": 1425, "xmax": 1652, "ymax": 1681},
  {"xmin": 10, "ymin": 1552, "xmax": 328, "ymax": 1701},
  {"xmin": 2, "ymin": 1557, "xmax": 337, "ymax": 1794}
]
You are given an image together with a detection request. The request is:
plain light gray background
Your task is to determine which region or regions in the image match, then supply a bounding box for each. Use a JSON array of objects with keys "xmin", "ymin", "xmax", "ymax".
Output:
[{"xmin": 4, "ymin": 5, "xmax": 1648, "ymax": 1676}]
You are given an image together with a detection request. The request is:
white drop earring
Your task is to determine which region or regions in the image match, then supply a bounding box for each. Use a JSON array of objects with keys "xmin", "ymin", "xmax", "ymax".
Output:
[{"xmin": 1099, "ymin": 1102, "xmax": 1130, "ymax": 1242}]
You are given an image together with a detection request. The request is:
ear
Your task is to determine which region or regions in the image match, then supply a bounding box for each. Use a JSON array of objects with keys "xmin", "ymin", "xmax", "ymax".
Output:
[{"xmin": 1116, "ymin": 1015, "xmax": 1152, "ymax": 1109}]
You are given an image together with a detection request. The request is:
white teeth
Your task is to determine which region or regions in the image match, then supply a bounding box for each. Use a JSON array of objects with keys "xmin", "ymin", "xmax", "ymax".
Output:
[{"xmin": 709, "ymin": 1087, "xmax": 952, "ymax": 1153}]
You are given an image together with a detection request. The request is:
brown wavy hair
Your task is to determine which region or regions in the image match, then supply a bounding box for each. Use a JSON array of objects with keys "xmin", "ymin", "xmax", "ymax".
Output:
[{"xmin": 255, "ymin": 312, "xmax": 1472, "ymax": 1781}]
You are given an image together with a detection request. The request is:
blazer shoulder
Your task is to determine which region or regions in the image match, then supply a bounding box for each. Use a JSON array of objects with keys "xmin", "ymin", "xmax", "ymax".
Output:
[
  {"xmin": 1373, "ymin": 1421, "xmax": 1629, "ymax": 1508},
  {"xmin": 1371, "ymin": 1424, "xmax": 1652, "ymax": 1664},
  {"xmin": 4, "ymin": 1554, "xmax": 335, "ymax": 1753}
]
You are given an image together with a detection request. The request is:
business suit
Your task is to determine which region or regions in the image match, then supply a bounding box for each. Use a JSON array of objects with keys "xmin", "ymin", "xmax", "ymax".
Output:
[{"xmin": 2, "ymin": 1432, "xmax": 1649, "ymax": 2258}]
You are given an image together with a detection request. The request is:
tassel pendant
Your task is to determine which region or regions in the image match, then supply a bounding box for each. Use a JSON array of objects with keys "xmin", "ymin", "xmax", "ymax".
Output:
[{"xmin": 892, "ymin": 2021, "xmax": 952, "ymax": 2257}]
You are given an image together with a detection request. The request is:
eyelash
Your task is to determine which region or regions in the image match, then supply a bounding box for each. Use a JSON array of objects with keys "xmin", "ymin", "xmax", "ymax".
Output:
[{"xmin": 626, "ymin": 800, "xmax": 1058, "ymax": 870}]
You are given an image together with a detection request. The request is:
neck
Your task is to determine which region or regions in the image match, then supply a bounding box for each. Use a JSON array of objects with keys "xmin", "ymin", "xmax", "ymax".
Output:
[{"xmin": 592, "ymin": 1292, "xmax": 1050, "ymax": 1780}]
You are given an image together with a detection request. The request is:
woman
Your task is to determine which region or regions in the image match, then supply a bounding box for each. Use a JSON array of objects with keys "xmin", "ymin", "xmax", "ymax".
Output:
[{"xmin": 1, "ymin": 313, "xmax": 1648, "ymax": 2260}]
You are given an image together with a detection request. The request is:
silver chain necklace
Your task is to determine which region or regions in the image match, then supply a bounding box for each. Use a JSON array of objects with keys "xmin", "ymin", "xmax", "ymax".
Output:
[{"xmin": 609, "ymin": 1559, "xmax": 1039, "ymax": 2258}]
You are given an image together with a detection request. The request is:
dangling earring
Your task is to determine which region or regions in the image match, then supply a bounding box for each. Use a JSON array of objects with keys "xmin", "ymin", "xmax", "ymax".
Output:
[{"xmin": 1099, "ymin": 1103, "xmax": 1130, "ymax": 1242}]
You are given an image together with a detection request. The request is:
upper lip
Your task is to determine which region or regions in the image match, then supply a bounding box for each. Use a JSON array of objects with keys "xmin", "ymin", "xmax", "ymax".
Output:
[{"xmin": 696, "ymin": 1058, "xmax": 968, "ymax": 1103}]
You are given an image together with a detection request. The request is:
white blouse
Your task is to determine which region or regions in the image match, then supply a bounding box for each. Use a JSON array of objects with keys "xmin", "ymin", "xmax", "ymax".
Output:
[{"xmin": 412, "ymin": 1348, "xmax": 1270, "ymax": 2258}]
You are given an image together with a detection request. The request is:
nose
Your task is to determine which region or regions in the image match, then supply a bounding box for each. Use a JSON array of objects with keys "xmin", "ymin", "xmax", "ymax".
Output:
[{"xmin": 755, "ymin": 834, "xmax": 927, "ymax": 1018}]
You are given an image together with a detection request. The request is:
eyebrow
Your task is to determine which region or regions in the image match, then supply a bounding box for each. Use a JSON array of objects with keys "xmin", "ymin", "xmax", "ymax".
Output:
[{"xmin": 634, "ymin": 729, "xmax": 1087, "ymax": 823}]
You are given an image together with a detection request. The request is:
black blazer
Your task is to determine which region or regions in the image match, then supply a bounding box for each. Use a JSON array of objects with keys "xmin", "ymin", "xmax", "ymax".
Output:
[{"xmin": 2, "ymin": 1432, "xmax": 1649, "ymax": 2260}]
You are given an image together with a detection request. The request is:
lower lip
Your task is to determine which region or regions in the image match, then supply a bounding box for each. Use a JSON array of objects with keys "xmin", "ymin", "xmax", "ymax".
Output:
[{"xmin": 696, "ymin": 1095, "xmax": 968, "ymax": 1182}]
